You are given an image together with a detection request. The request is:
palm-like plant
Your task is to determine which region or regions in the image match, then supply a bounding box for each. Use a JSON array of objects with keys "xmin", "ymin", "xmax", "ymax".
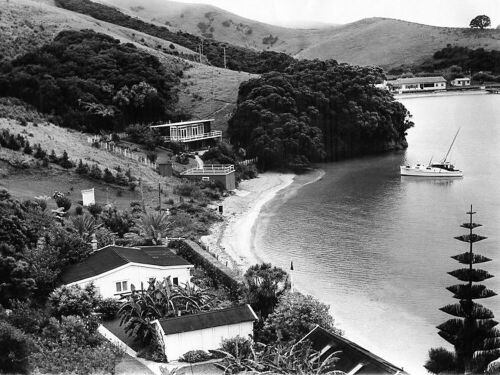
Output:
[
  {"xmin": 135, "ymin": 211, "xmax": 171, "ymax": 245},
  {"xmin": 118, "ymin": 277, "xmax": 214, "ymax": 344},
  {"xmin": 71, "ymin": 214, "xmax": 102, "ymax": 241}
]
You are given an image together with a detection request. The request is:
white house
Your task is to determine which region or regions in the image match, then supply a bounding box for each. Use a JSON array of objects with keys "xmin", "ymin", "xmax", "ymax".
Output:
[
  {"xmin": 451, "ymin": 77, "xmax": 471, "ymax": 86},
  {"xmin": 61, "ymin": 245, "xmax": 193, "ymax": 298},
  {"xmin": 152, "ymin": 304, "xmax": 258, "ymax": 361},
  {"xmin": 151, "ymin": 119, "xmax": 222, "ymax": 149},
  {"xmin": 387, "ymin": 76, "xmax": 447, "ymax": 93}
]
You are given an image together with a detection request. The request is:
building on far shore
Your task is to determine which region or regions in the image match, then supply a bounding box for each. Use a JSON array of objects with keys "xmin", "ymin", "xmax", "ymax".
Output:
[
  {"xmin": 387, "ymin": 76, "xmax": 447, "ymax": 93},
  {"xmin": 299, "ymin": 325, "xmax": 409, "ymax": 375},
  {"xmin": 152, "ymin": 304, "xmax": 258, "ymax": 361},
  {"xmin": 61, "ymin": 245, "xmax": 193, "ymax": 298},
  {"xmin": 151, "ymin": 119, "xmax": 222, "ymax": 150},
  {"xmin": 181, "ymin": 164, "xmax": 236, "ymax": 190},
  {"xmin": 451, "ymin": 77, "xmax": 471, "ymax": 86}
]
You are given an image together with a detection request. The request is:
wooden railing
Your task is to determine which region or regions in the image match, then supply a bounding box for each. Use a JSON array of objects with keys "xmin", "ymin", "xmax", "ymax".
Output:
[
  {"xmin": 163, "ymin": 130, "xmax": 222, "ymax": 142},
  {"xmin": 182, "ymin": 164, "xmax": 234, "ymax": 175}
]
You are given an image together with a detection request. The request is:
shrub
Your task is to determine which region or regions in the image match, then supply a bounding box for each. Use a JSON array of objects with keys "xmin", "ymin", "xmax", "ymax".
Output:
[
  {"xmin": 58, "ymin": 150, "xmax": 74, "ymax": 169},
  {"xmin": 49, "ymin": 284, "xmax": 100, "ymax": 319},
  {"xmin": 96, "ymin": 298, "xmax": 122, "ymax": 321},
  {"xmin": 89, "ymin": 164, "xmax": 102, "ymax": 179},
  {"xmin": 180, "ymin": 350, "xmax": 212, "ymax": 363},
  {"xmin": 75, "ymin": 205, "xmax": 83, "ymax": 215},
  {"xmin": 23, "ymin": 141, "xmax": 32, "ymax": 155},
  {"xmin": 103, "ymin": 168, "xmax": 115, "ymax": 183},
  {"xmin": 75, "ymin": 159, "xmax": 89, "ymax": 175},
  {"xmin": 6, "ymin": 300, "xmax": 49, "ymax": 335},
  {"xmin": 87, "ymin": 203, "xmax": 103, "ymax": 217},
  {"xmin": 0, "ymin": 320, "xmax": 34, "ymax": 374},
  {"xmin": 173, "ymin": 182, "xmax": 201, "ymax": 197},
  {"xmin": 219, "ymin": 336, "xmax": 253, "ymax": 359},
  {"xmin": 55, "ymin": 195, "xmax": 72, "ymax": 211}
]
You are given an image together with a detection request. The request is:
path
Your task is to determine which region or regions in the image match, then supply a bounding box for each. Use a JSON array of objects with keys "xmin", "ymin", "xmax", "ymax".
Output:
[{"xmin": 116, "ymin": 354, "xmax": 155, "ymax": 375}]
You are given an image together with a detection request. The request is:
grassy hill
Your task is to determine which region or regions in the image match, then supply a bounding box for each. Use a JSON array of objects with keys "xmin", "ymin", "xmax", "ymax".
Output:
[
  {"xmin": 107, "ymin": 0, "xmax": 500, "ymax": 69},
  {"xmin": 95, "ymin": 0, "xmax": 339, "ymax": 54},
  {"xmin": 296, "ymin": 18, "xmax": 500, "ymax": 68}
]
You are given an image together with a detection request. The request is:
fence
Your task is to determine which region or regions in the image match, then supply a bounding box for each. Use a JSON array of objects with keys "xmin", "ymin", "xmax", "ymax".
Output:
[
  {"xmin": 239, "ymin": 157, "xmax": 258, "ymax": 166},
  {"xmin": 87, "ymin": 136, "xmax": 157, "ymax": 170}
]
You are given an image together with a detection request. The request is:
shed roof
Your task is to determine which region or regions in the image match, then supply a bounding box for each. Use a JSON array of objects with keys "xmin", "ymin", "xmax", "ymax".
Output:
[
  {"xmin": 157, "ymin": 304, "xmax": 257, "ymax": 335},
  {"xmin": 151, "ymin": 119, "xmax": 214, "ymax": 128},
  {"xmin": 300, "ymin": 326, "xmax": 408, "ymax": 375},
  {"xmin": 389, "ymin": 76, "xmax": 446, "ymax": 85},
  {"xmin": 61, "ymin": 245, "xmax": 192, "ymax": 284}
]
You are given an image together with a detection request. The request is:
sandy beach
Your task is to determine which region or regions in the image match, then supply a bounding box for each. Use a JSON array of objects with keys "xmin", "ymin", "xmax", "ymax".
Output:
[{"xmin": 200, "ymin": 172, "xmax": 295, "ymax": 273}]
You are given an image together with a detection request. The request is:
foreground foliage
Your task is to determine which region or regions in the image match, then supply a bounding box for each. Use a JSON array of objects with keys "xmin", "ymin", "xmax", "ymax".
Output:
[{"xmin": 229, "ymin": 60, "xmax": 413, "ymax": 169}]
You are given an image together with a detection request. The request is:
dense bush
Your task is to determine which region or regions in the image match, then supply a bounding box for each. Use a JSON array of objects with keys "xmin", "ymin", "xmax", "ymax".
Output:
[
  {"xmin": 229, "ymin": 60, "xmax": 413, "ymax": 168},
  {"xmin": 0, "ymin": 29, "xmax": 181, "ymax": 131},
  {"xmin": 219, "ymin": 336, "xmax": 253, "ymax": 359},
  {"xmin": 181, "ymin": 349, "xmax": 212, "ymax": 363},
  {"xmin": 0, "ymin": 320, "xmax": 34, "ymax": 374},
  {"xmin": 55, "ymin": 0, "xmax": 295, "ymax": 74},
  {"xmin": 48, "ymin": 284, "xmax": 100, "ymax": 319},
  {"xmin": 96, "ymin": 298, "xmax": 122, "ymax": 321},
  {"xmin": 432, "ymin": 45, "xmax": 500, "ymax": 74},
  {"xmin": 54, "ymin": 195, "xmax": 72, "ymax": 212}
]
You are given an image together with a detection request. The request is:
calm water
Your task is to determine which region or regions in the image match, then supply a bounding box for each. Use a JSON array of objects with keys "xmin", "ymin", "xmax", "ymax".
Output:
[{"xmin": 253, "ymin": 93, "xmax": 500, "ymax": 375}]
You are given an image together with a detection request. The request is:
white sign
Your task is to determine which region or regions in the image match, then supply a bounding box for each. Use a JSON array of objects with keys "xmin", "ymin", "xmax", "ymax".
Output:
[{"xmin": 81, "ymin": 188, "xmax": 95, "ymax": 206}]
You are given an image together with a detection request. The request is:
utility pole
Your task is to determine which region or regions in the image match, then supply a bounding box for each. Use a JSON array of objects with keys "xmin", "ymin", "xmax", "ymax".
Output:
[
  {"xmin": 158, "ymin": 182, "xmax": 162, "ymax": 211},
  {"xmin": 223, "ymin": 47, "xmax": 226, "ymax": 69}
]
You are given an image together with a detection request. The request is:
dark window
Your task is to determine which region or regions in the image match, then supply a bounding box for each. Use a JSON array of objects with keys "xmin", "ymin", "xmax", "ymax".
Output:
[{"xmin": 173, "ymin": 277, "xmax": 179, "ymax": 286}]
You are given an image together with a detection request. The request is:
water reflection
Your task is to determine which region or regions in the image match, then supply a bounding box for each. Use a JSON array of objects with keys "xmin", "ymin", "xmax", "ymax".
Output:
[{"xmin": 400, "ymin": 176, "xmax": 462, "ymax": 185}]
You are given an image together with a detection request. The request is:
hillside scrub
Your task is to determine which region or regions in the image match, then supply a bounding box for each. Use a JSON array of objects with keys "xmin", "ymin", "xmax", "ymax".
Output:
[
  {"xmin": 229, "ymin": 60, "xmax": 413, "ymax": 169},
  {"xmin": 54, "ymin": 0, "xmax": 295, "ymax": 74},
  {"xmin": 0, "ymin": 29, "xmax": 181, "ymax": 131}
]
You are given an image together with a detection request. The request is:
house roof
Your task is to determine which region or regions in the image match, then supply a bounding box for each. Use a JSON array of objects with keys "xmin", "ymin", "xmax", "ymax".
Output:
[
  {"xmin": 389, "ymin": 76, "xmax": 446, "ymax": 85},
  {"xmin": 61, "ymin": 245, "xmax": 192, "ymax": 284},
  {"xmin": 151, "ymin": 119, "xmax": 215, "ymax": 128},
  {"xmin": 157, "ymin": 304, "xmax": 257, "ymax": 335},
  {"xmin": 300, "ymin": 326, "xmax": 408, "ymax": 375}
]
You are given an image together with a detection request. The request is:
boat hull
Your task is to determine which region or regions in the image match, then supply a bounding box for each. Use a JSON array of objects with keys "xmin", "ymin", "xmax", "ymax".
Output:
[{"xmin": 400, "ymin": 166, "xmax": 463, "ymax": 177}]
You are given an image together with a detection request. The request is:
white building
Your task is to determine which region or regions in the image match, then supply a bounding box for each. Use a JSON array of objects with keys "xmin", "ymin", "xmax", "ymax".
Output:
[
  {"xmin": 61, "ymin": 245, "xmax": 193, "ymax": 298},
  {"xmin": 387, "ymin": 76, "xmax": 447, "ymax": 93},
  {"xmin": 151, "ymin": 119, "xmax": 222, "ymax": 149},
  {"xmin": 153, "ymin": 304, "xmax": 257, "ymax": 361},
  {"xmin": 451, "ymin": 77, "xmax": 471, "ymax": 86}
]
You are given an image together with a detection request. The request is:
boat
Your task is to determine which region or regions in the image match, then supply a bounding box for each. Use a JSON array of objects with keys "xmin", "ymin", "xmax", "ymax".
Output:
[{"xmin": 400, "ymin": 129, "xmax": 463, "ymax": 177}]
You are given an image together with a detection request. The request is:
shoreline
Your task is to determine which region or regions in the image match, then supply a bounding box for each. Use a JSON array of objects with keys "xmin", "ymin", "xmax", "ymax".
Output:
[
  {"xmin": 200, "ymin": 171, "xmax": 296, "ymax": 273},
  {"xmin": 394, "ymin": 89, "xmax": 488, "ymax": 99}
]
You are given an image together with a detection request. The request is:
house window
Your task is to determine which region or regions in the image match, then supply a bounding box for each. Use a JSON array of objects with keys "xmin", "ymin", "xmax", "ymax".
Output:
[
  {"xmin": 173, "ymin": 277, "xmax": 179, "ymax": 286},
  {"xmin": 116, "ymin": 281, "xmax": 128, "ymax": 293}
]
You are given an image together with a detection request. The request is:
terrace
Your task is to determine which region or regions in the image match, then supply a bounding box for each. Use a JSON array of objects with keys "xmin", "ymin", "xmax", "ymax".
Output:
[{"xmin": 181, "ymin": 164, "xmax": 235, "ymax": 176}]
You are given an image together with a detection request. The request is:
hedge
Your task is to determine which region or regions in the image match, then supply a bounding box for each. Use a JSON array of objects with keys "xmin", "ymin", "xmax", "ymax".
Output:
[{"xmin": 169, "ymin": 239, "xmax": 242, "ymax": 300}]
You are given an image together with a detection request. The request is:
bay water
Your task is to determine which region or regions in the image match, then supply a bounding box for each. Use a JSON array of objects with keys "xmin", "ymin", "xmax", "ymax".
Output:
[{"xmin": 253, "ymin": 93, "xmax": 500, "ymax": 374}]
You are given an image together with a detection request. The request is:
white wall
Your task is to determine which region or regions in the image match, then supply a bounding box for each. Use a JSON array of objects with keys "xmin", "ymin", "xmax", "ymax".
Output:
[
  {"xmin": 163, "ymin": 321, "xmax": 254, "ymax": 361},
  {"xmin": 70, "ymin": 264, "xmax": 192, "ymax": 299}
]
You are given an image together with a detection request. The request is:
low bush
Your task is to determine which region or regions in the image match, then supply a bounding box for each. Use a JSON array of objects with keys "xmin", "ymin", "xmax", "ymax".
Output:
[
  {"xmin": 55, "ymin": 195, "xmax": 72, "ymax": 211},
  {"xmin": 180, "ymin": 349, "xmax": 212, "ymax": 363},
  {"xmin": 96, "ymin": 298, "xmax": 122, "ymax": 321},
  {"xmin": 87, "ymin": 203, "xmax": 103, "ymax": 217},
  {"xmin": 219, "ymin": 336, "xmax": 253, "ymax": 359},
  {"xmin": 0, "ymin": 320, "xmax": 35, "ymax": 374}
]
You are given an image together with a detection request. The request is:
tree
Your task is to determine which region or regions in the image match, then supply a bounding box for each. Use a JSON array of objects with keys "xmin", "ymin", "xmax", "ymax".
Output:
[
  {"xmin": 470, "ymin": 15, "xmax": 491, "ymax": 29},
  {"xmin": 0, "ymin": 321, "xmax": 34, "ymax": 374},
  {"xmin": 134, "ymin": 211, "xmax": 171, "ymax": 245},
  {"xmin": 262, "ymin": 291, "xmax": 342, "ymax": 343},
  {"xmin": 58, "ymin": 150, "xmax": 73, "ymax": 169},
  {"xmin": 425, "ymin": 206, "xmax": 500, "ymax": 374},
  {"xmin": 242, "ymin": 263, "xmax": 289, "ymax": 319}
]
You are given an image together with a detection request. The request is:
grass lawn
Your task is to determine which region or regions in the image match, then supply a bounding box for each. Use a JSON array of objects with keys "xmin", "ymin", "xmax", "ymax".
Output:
[{"xmin": 103, "ymin": 318, "xmax": 143, "ymax": 352}]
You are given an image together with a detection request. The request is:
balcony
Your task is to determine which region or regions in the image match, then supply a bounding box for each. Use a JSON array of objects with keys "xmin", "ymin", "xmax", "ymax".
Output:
[
  {"xmin": 163, "ymin": 130, "xmax": 222, "ymax": 143},
  {"xmin": 182, "ymin": 164, "xmax": 235, "ymax": 176}
]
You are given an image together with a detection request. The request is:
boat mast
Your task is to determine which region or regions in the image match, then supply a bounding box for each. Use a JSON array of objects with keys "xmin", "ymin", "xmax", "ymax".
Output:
[{"xmin": 442, "ymin": 128, "xmax": 460, "ymax": 163}]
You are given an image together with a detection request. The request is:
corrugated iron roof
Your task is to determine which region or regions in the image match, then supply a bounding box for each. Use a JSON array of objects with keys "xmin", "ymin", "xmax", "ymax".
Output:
[
  {"xmin": 151, "ymin": 119, "xmax": 215, "ymax": 128},
  {"xmin": 389, "ymin": 76, "xmax": 446, "ymax": 85},
  {"xmin": 157, "ymin": 305, "xmax": 257, "ymax": 335},
  {"xmin": 61, "ymin": 245, "xmax": 192, "ymax": 284}
]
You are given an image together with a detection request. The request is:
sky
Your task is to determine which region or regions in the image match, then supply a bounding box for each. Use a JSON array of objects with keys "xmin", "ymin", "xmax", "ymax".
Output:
[{"xmin": 173, "ymin": 0, "xmax": 500, "ymax": 28}]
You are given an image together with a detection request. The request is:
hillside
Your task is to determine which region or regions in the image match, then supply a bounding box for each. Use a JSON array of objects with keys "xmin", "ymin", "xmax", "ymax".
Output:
[
  {"xmin": 96, "ymin": 0, "xmax": 339, "ymax": 55},
  {"xmin": 296, "ymin": 18, "xmax": 500, "ymax": 68},
  {"xmin": 0, "ymin": 0, "xmax": 254, "ymax": 128},
  {"xmin": 107, "ymin": 0, "xmax": 500, "ymax": 69}
]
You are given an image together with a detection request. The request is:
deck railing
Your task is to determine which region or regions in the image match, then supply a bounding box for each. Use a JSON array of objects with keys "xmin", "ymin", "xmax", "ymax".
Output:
[
  {"xmin": 163, "ymin": 130, "xmax": 222, "ymax": 143},
  {"xmin": 182, "ymin": 164, "xmax": 234, "ymax": 176}
]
